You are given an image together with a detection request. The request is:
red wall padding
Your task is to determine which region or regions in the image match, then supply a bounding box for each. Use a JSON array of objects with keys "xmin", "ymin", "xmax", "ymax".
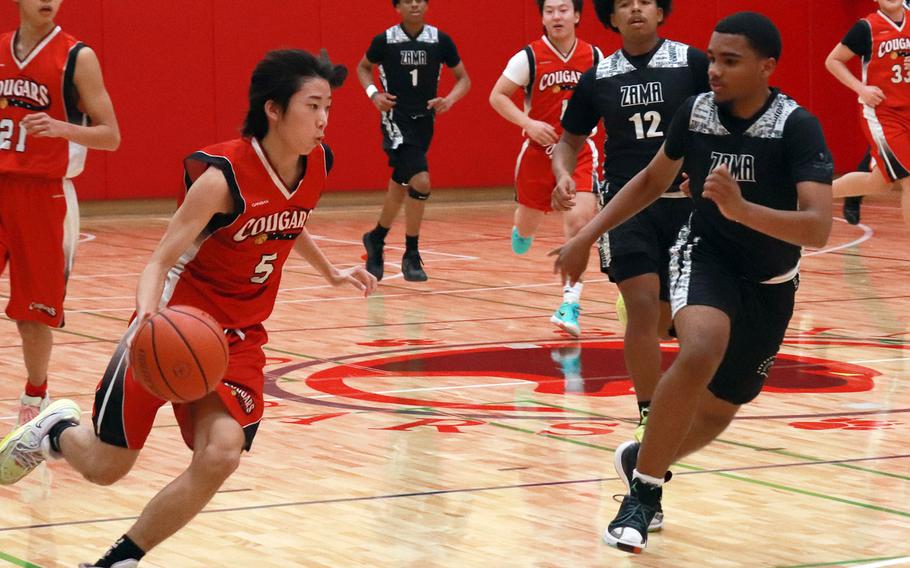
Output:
[{"xmin": 0, "ymin": 1, "xmax": 870, "ymax": 200}]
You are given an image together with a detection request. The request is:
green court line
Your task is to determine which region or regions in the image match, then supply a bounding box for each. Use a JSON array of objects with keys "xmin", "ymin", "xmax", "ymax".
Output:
[
  {"xmin": 524, "ymin": 399, "xmax": 910, "ymax": 481},
  {"xmin": 488, "ymin": 421, "xmax": 910, "ymax": 519},
  {"xmin": 777, "ymin": 555, "xmax": 910, "ymax": 568},
  {"xmin": 0, "ymin": 551, "xmax": 42, "ymax": 568}
]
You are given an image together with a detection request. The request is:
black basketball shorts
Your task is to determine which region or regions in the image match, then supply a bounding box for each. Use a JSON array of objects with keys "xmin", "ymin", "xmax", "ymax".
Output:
[
  {"xmin": 380, "ymin": 111, "xmax": 435, "ymax": 185},
  {"xmin": 668, "ymin": 224, "xmax": 798, "ymax": 405},
  {"xmin": 598, "ymin": 182, "xmax": 692, "ymax": 301}
]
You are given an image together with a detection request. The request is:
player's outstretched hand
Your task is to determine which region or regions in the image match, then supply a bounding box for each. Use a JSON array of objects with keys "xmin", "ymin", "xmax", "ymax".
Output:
[
  {"xmin": 551, "ymin": 174, "xmax": 577, "ymax": 211},
  {"xmin": 524, "ymin": 120, "xmax": 558, "ymax": 147},
  {"xmin": 332, "ymin": 266, "xmax": 379, "ymax": 297},
  {"xmin": 858, "ymin": 85, "xmax": 885, "ymax": 108},
  {"xmin": 22, "ymin": 113, "xmax": 69, "ymax": 139},
  {"xmin": 549, "ymin": 236, "xmax": 589, "ymax": 286},
  {"xmin": 679, "ymin": 172, "xmax": 691, "ymax": 197},
  {"xmin": 427, "ymin": 97, "xmax": 453, "ymax": 114},
  {"xmin": 703, "ymin": 164, "xmax": 748, "ymax": 222},
  {"xmin": 371, "ymin": 92, "xmax": 397, "ymax": 112}
]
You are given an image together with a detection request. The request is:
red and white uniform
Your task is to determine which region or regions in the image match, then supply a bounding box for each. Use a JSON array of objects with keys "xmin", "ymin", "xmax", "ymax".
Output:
[
  {"xmin": 0, "ymin": 26, "xmax": 87, "ymax": 326},
  {"xmin": 859, "ymin": 8, "xmax": 910, "ymax": 181},
  {"xmin": 92, "ymin": 138, "xmax": 330, "ymax": 451},
  {"xmin": 503, "ymin": 36, "xmax": 600, "ymax": 211}
]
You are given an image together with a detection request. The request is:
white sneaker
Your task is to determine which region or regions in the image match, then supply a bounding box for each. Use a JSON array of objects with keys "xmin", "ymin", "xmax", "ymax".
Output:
[
  {"xmin": 79, "ymin": 561, "xmax": 140, "ymax": 568},
  {"xmin": 18, "ymin": 392, "xmax": 50, "ymax": 426},
  {"xmin": 0, "ymin": 399, "xmax": 81, "ymax": 485}
]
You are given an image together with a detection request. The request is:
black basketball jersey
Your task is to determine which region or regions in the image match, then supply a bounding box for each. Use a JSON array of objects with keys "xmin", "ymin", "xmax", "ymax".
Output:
[
  {"xmin": 664, "ymin": 90, "xmax": 834, "ymax": 283},
  {"xmin": 562, "ymin": 39, "xmax": 709, "ymax": 192},
  {"xmin": 366, "ymin": 24, "xmax": 461, "ymax": 117}
]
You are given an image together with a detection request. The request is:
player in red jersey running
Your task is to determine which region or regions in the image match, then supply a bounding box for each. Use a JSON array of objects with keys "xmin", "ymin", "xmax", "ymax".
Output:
[
  {"xmin": 0, "ymin": 49, "xmax": 376, "ymax": 568},
  {"xmin": 489, "ymin": 0, "xmax": 601, "ymax": 336},
  {"xmin": 1, "ymin": 0, "xmax": 120, "ymax": 425},
  {"xmin": 826, "ymin": 0, "xmax": 910, "ymax": 224}
]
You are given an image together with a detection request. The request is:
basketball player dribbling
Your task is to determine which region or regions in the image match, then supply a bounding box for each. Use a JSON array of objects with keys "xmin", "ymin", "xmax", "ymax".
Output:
[
  {"xmin": 826, "ymin": 0, "xmax": 910, "ymax": 224},
  {"xmin": 1, "ymin": 0, "xmax": 120, "ymax": 426},
  {"xmin": 488, "ymin": 0, "xmax": 602, "ymax": 337},
  {"xmin": 0, "ymin": 49, "xmax": 376, "ymax": 568}
]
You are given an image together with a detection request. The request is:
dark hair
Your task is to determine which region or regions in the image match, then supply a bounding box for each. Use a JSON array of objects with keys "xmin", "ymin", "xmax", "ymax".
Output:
[
  {"xmin": 714, "ymin": 12, "xmax": 782, "ymax": 60},
  {"xmin": 593, "ymin": 0, "xmax": 672, "ymax": 33},
  {"xmin": 536, "ymin": 0, "xmax": 583, "ymax": 15},
  {"xmin": 242, "ymin": 49, "xmax": 347, "ymax": 139},
  {"xmin": 393, "ymin": 0, "xmax": 428, "ymax": 6}
]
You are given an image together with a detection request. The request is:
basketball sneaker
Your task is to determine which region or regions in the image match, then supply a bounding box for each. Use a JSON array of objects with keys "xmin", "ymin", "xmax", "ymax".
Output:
[
  {"xmin": 79, "ymin": 561, "xmax": 139, "ymax": 568},
  {"xmin": 0, "ymin": 399, "xmax": 81, "ymax": 485},
  {"xmin": 17, "ymin": 392, "xmax": 50, "ymax": 426},
  {"xmin": 362, "ymin": 231, "xmax": 385, "ymax": 281},
  {"xmin": 603, "ymin": 478, "xmax": 662, "ymax": 553},
  {"xmin": 843, "ymin": 196, "xmax": 862, "ymax": 225},
  {"xmin": 634, "ymin": 406, "xmax": 649, "ymax": 443},
  {"xmin": 613, "ymin": 440, "xmax": 667, "ymax": 532},
  {"xmin": 551, "ymin": 302, "xmax": 581, "ymax": 337},
  {"xmin": 511, "ymin": 226, "xmax": 533, "ymax": 254},
  {"xmin": 401, "ymin": 250, "xmax": 428, "ymax": 282}
]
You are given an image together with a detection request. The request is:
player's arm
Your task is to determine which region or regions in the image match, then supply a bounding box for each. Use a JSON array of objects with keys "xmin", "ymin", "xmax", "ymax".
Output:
[
  {"xmin": 21, "ymin": 46, "xmax": 120, "ymax": 150},
  {"xmin": 293, "ymin": 229, "xmax": 377, "ymax": 296},
  {"xmin": 704, "ymin": 170, "xmax": 832, "ymax": 249},
  {"xmin": 825, "ymin": 22, "xmax": 883, "ymax": 107},
  {"xmin": 551, "ymin": 147, "xmax": 682, "ymax": 283},
  {"xmin": 489, "ymin": 75, "xmax": 557, "ymax": 146},
  {"xmin": 135, "ymin": 167, "xmax": 233, "ymax": 320},
  {"xmin": 357, "ymin": 55, "xmax": 396, "ymax": 112},
  {"xmin": 428, "ymin": 62, "xmax": 471, "ymax": 114},
  {"xmin": 550, "ymin": 131, "xmax": 587, "ymax": 210}
]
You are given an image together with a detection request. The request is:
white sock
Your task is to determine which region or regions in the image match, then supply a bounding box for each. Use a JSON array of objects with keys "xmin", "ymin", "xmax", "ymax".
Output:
[
  {"xmin": 633, "ymin": 468, "xmax": 665, "ymax": 487},
  {"xmin": 563, "ymin": 282, "xmax": 583, "ymax": 304}
]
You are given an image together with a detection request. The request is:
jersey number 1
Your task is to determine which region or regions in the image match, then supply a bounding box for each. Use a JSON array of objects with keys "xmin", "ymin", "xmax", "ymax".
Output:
[
  {"xmin": 410, "ymin": 68, "xmax": 419, "ymax": 87},
  {"xmin": 629, "ymin": 111, "xmax": 664, "ymax": 140},
  {"xmin": 0, "ymin": 119, "xmax": 27, "ymax": 153}
]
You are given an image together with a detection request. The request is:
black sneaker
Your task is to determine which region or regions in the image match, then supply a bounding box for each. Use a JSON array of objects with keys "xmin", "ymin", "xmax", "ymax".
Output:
[
  {"xmin": 401, "ymin": 250, "xmax": 428, "ymax": 282},
  {"xmin": 843, "ymin": 196, "xmax": 862, "ymax": 225},
  {"xmin": 362, "ymin": 232, "xmax": 385, "ymax": 281},
  {"xmin": 603, "ymin": 479, "xmax": 662, "ymax": 554},
  {"xmin": 613, "ymin": 440, "xmax": 667, "ymax": 531}
]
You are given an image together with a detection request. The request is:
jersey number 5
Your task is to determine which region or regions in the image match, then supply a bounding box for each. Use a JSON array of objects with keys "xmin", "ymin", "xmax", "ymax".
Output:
[
  {"xmin": 251, "ymin": 253, "xmax": 278, "ymax": 284},
  {"xmin": 629, "ymin": 111, "xmax": 664, "ymax": 140},
  {"xmin": 0, "ymin": 119, "xmax": 27, "ymax": 153}
]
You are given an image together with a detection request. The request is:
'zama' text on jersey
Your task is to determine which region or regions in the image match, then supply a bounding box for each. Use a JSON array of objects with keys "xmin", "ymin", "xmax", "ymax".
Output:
[
  {"xmin": 164, "ymin": 138, "xmax": 333, "ymax": 329},
  {"xmin": 0, "ymin": 26, "xmax": 87, "ymax": 178}
]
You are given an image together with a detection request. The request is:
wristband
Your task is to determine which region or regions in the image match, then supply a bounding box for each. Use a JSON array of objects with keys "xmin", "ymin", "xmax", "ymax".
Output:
[{"xmin": 365, "ymin": 84, "xmax": 379, "ymax": 98}]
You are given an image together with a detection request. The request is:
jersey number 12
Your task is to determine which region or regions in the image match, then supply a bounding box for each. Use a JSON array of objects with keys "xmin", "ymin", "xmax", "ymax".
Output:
[{"xmin": 629, "ymin": 111, "xmax": 664, "ymax": 140}]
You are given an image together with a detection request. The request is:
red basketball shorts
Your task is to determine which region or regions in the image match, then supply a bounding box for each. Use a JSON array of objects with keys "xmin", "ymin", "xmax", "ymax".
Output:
[
  {"xmin": 861, "ymin": 104, "xmax": 910, "ymax": 183},
  {"xmin": 92, "ymin": 323, "xmax": 268, "ymax": 451},
  {"xmin": 514, "ymin": 139, "xmax": 597, "ymax": 212},
  {"xmin": 0, "ymin": 175, "xmax": 78, "ymax": 327}
]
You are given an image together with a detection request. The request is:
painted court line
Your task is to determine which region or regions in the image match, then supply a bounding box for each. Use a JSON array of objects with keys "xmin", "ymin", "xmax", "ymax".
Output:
[
  {"xmin": 781, "ymin": 556, "xmax": 910, "ymax": 568},
  {"xmin": 854, "ymin": 559, "xmax": 910, "ymax": 568},
  {"xmin": 0, "ymin": 551, "xmax": 41, "ymax": 568}
]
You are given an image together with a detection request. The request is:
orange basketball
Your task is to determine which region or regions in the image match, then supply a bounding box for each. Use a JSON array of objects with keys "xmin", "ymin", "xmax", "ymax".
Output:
[{"xmin": 129, "ymin": 305, "xmax": 229, "ymax": 403}]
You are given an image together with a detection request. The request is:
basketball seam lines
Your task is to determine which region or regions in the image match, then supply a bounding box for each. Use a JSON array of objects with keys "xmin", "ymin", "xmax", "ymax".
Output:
[
  {"xmin": 168, "ymin": 306, "xmax": 228, "ymax": 384},
  {"xmin": 149, "ymin": 318, "xmax": 184, "ymax": 402},
  {"xmin": 158, "ymin": 310, "xmax": 210, "ymax": 395}
]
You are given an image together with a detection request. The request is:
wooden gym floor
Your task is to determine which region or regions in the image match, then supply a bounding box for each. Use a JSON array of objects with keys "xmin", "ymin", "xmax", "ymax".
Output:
[{"xmin": 0, "ymin": 194, "xmax": 908, "ymax": 568}]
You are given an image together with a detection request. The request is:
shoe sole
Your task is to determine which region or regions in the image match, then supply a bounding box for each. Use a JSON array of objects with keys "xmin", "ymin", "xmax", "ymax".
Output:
[
  {"xmin": 603, "ymin": 529, "xmax": 645, "ymax": 554},
  {"xmin": 550, "ymin": 315, "xmax": 580, "ymax": 337}
]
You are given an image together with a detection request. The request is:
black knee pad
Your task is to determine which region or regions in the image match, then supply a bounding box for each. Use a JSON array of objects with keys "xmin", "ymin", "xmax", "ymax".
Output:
[{"xmin": 407, "ymin": 187, "xmax": 430, "ymax": 201}]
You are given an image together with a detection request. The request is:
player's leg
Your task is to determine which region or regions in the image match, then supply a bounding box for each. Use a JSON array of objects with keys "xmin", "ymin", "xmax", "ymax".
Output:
[
  {"xmin": 672, "ymin": 390, "xmax": 739, "ymax": 459},
  {"xmin": 898, "ymin": 176, "xmax": 910, "ymax": 224},
  {"xmin": 832, "ymin": 166, "xmax": 891, "ymax": 198},
  {"xmin": 363, "ymin": 179, "xmax": 405, "ymax": 281},
  {"xmin": 513, "ymin": 204, "xmax": 545, "ymax": 253},
  {"xmin": 843, "ymin": 149, "xmax": 871, "ymax": 224},
  {"xmin": 401, "ymin": 168, "xmax": 431, "ymax": 282},
  {"xmin": 616, "ymin": 274, "xmax": 663, "ymax": 429},
  {"xmin": 512, "ymin": 142, "xmax": 549, "ymax": 254}
]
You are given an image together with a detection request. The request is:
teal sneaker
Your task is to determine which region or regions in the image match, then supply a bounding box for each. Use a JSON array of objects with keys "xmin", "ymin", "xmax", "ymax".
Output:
[
  {"xmin": 551, "ymin": 302, "xmax": 581, "ymax": 337},
  {"xmin": 511, "ymin": 227, "xmax": 533, "ymax": 255}
]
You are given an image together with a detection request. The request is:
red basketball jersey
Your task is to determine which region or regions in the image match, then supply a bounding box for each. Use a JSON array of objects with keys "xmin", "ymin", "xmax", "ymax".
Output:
[
  {"xmin": 525, "ymin": 36, "xmax": 599, "ymax": 144},
  {"xmin": 165, "ymin": 138, "xmax": 328, "ymax": 329},
  {"xmin": 863, "ymin": 8, "xmax": 910, "ymax": 109},
  {"xmin": 0, "ymin": 26, "xmax": 87, "ymax": 178}
]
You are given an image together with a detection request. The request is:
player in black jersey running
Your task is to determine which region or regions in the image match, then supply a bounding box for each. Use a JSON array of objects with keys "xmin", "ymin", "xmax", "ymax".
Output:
[
  {"xmin": 553, "ymin": 12, "xmax": 833, "ymax": 553},
  {"xmin": 358, "ymin": 0, "xmax": 471, "ymax": 282},
  {"xmin": 554, "ymin": 0, "xmax": 708, "ymax": 463}
]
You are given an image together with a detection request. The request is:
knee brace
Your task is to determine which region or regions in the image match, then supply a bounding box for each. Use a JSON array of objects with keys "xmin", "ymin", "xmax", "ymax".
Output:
[{"xmin": 407, "ymin": 187, "xmax": 430, "ymax": 201}]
